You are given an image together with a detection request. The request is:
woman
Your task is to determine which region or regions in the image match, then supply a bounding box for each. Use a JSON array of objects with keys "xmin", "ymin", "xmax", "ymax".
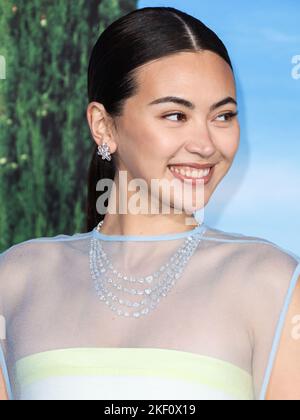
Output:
[{"xmin": 0, "ymin": 6, "xmax": 299, "ymax": 401}]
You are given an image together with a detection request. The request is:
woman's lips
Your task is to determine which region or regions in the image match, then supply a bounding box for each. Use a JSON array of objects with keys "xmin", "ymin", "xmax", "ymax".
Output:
[{"xmin": 168, "ymin": 165, "xmax": 215, "ymax": 185}]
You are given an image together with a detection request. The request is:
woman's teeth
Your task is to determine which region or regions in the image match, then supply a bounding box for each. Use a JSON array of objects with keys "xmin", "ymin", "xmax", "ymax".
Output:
[{"xmin": 169, "ymin": 166, "xmax": 211, "ymax": 179}]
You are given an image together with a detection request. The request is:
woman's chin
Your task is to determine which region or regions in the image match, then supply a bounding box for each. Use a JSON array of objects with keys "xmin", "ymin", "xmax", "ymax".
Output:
[{"xmin": 168, "ymin": 197, "xmax": 206, "ymax": 216}]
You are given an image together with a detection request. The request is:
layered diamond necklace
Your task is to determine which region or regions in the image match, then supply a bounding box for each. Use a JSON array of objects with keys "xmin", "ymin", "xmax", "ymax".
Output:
[{"xmin": 89, "ymin": 220, "xmax": 205, "ymax": 319}]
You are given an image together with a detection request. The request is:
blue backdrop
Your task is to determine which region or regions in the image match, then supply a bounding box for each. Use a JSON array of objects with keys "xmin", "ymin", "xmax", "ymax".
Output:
[{"xmin": 139, "ymin": 0, "xmax": 300, "ymax": 255}]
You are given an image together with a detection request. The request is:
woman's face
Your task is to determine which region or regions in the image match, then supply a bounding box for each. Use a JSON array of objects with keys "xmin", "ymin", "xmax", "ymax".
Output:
[{"xmin": 112, "ymin": 50, "xmax": 240, "ymax": 216}]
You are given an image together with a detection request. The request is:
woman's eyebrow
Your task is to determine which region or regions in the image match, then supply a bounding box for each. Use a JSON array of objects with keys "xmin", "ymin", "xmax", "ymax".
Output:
[{"xmin": 148, "ymin": 96, "xmax": 237, "ymax": 111}]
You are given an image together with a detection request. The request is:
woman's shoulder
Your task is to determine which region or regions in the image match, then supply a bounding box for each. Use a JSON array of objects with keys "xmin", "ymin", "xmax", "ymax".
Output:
[
  {"xmin": 202, "ymin": 224, "xmax": 300, "ymax": 299},
  {"xmin": 0, "ymin": 230, "xmax": 93, "ymax": 278},
  {"xmin": 203, "ymin": 227, "xmax": 300, "ymax": 345},
  {"xmin": 1, "ymin": 230, "xmax": 93, "ymax": 254},
  {"xmin": 203, "ymin": 224, "xmax": 300, "ymax": 265},
  {"xmin": 0, "ymin": 230, "xmax": 94, "ymax": 307}
]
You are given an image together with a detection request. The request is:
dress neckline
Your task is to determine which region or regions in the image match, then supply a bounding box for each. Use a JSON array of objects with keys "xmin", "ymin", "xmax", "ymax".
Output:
[
  {"xmin": 92, "ymin": 222, "xmax": 207, "ymax": 242},
  {"xmin": 14, "ymin": 347, "xmax": 254, "ymax": 401},
  {"xmin": 15, "ymin": 346, "xmax": 252, "ymax": 380}
]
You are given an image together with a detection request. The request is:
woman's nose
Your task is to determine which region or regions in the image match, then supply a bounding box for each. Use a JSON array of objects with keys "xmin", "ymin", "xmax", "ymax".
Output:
[{"xmin": 185, "ymin": 127, "xmax": 217, "ymax": 158}]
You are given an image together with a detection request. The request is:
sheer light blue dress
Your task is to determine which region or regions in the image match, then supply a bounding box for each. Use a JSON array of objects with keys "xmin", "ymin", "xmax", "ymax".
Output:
[{"xmin": 0, "ymin": 222, "xmax": 299, "ymax": 400}]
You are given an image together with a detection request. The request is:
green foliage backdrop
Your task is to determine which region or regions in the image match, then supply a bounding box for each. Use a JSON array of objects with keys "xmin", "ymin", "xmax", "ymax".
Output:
[{"xmin": 0, "ymin": 0, "xmax": 137, "ymax": 251}]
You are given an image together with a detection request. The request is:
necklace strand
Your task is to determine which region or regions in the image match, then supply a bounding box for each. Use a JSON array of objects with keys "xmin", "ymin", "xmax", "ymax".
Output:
[{"xmin": 90, "ymin": 221, "xmax": 204, "ymax": 319}]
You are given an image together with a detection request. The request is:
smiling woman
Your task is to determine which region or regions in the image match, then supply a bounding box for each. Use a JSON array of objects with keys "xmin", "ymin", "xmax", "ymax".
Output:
[
  {"xmin": 86, "ymin": 5, "xmax": 240, "ymax": 235},
  {"xmin": 0, "ymin": 6, "xmax": 299, "ymax": 401},
  {"xmin": 87, "ymin": 47, "xmax": 240, "ymax": 232}
]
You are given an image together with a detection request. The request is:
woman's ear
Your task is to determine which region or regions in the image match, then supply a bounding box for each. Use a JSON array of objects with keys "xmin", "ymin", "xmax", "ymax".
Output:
[{"xmin": 86, "ymin": 102, "xmax": 118, "ymax": 154}]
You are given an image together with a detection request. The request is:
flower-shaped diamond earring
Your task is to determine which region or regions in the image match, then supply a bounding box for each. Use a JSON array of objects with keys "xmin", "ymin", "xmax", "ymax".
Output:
[{"xmin": 97, "ymin": 142, "xmax": 112, "ymax": 162}]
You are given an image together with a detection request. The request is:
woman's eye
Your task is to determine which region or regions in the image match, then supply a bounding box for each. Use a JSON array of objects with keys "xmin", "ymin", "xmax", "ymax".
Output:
[
  {"xmin": 215, "ymin": 112, "xmax": 238, "ymax": 122},
  {"xmin": 163, "ymin": 112, "xmax": 187, "ymax": 122},
  {"xmin": 162, "ymin": 111, "xmax": 238, "ymax": 123}
]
